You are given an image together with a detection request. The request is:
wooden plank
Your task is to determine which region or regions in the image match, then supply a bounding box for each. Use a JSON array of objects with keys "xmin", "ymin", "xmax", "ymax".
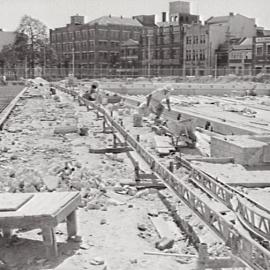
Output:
[
  {"xmin": 149, "ymin": 216, "xmax": 176, "ymax": 239},
  {"xmin": 0, "ymin": 193, "xmax": 33, "ymax": 211},
  {"xmin": 154, "ymin": 135, "xmax": 173, "ymax": 149}
]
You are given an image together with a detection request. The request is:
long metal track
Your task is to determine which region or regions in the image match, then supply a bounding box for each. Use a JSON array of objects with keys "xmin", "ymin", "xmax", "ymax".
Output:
[
  {"xmin": 121, "ymin": 94, "xmax": 270, "ymax": 244},
  {"xmin": 56, "ymin": 85, "xmax": 270, "ymax": 270}
]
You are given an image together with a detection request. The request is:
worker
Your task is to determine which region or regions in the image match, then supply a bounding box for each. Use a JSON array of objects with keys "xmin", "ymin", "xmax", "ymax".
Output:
[
  {"xmin": 138, "ymin": 84, "xmax": 173, "ymax": 120},
  {"xmin": 83, "ymin": 81, "xmax": 100, "ymax": 101}
]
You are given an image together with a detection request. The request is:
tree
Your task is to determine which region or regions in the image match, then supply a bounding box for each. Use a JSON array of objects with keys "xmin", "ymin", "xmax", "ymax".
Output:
[{"xmin": 16, "ymin": 15, "xmax": 48, "ymax": 77}]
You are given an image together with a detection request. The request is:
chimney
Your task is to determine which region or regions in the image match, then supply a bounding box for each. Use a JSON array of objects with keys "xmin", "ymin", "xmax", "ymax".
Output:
[
  {"xmin": 229, "ymin": 12, "xmax": 234, "ymax": 16},
  {"xmin": 109, "ymin": 14, "xmax": 111, "ymax": 18},
  {"xmin": 120, "ymin": 15, "xmax": 123, "ymax": 19},
  {"xmin": 162, "ymin": 12, "xmax": 166, "ymax": 22}
]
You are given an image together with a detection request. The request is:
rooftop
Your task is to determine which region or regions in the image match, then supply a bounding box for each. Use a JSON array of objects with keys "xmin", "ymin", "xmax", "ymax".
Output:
[{"xmin": 87, "ymin": 16, "xmax": 143, "ymax": 27}]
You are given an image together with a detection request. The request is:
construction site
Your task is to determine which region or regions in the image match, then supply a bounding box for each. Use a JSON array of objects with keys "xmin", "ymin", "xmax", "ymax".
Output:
[{"xmin": 0, "ymin": 75, "xmax": 270, "ymax": 270}]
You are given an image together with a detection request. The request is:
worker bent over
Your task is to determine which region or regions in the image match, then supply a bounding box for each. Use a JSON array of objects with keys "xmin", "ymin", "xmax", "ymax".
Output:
[
  {"xmin": 138, "ymin": 84, "xmax": 173, "ymax": 120},
  {"xmin": 83, "ymin": 81, "xmax": 100, "ymax": 101}
]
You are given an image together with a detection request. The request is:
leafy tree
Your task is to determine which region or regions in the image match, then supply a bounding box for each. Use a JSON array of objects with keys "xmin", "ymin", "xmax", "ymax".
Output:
[{"xmin": 16, "ymin": 15, "xmax": 48, "ymax": 77}]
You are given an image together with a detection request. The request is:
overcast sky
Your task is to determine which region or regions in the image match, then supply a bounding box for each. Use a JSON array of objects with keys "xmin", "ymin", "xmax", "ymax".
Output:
[{"xmin": 0, "ymin": 0, "xmax": 270, "ymax": 31}]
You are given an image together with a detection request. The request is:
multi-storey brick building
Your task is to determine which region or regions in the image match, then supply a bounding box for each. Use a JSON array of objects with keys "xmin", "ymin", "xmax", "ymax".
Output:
[
  {"xmin": 140, "ymin": 1, "xmax": 199, "ymax": 76},
  {"xmin": 119, "ymin": 39, "xmax": 140, "ymax": 75},
  {"xmin": 252, "ymin": 29, "xmax": 270, "ymax": 74},
  {"xmin": 206, "ymin": 13, "xmax": 256, "ymax": 73},
  {"xmin": 50, "ymin": 14, "xmax": 145, "ymax": 77},
  {"xmin": 183, "ymin": 22, "xmax": 209, "ymax": 76},
  {"xmin": 228, "ymin": 38, "xmax": 253, "ymax": 75}
]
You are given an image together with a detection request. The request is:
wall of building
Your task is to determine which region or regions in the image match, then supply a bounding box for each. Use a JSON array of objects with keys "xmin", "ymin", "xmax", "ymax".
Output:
[
  {"xmin": 183, "ymin": 23, "xmax": 210, "ymax": 75},
  {"xmin": 229, "ymin": 14, "xmax": 256, "ymax": 39},
  {"xmin": 50, "ymin": 16, "xmax": 143, "ymax": 77}
]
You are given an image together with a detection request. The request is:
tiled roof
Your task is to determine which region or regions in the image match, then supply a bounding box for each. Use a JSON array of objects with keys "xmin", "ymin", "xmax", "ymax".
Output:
[
  {"xmin": 0, "ymin": 31, "xmax": 16, "ymax": 51},
  {"xmin": 121, "ymin": 39, "xmax": 139, "ymax": 46},
  {"xmin": 88, "ymin": 16, "xmax": 142, "ymax": 27}
]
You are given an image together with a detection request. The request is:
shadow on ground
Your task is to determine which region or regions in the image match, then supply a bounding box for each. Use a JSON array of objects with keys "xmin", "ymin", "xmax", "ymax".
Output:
[{"xmin": 0, "ymin": 235, "xmax": 80, "ymax": 270}]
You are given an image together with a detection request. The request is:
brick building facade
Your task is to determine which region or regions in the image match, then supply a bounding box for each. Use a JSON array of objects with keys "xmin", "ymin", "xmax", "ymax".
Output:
[
  {"xmin": 50, "ymin": 15, "xmax": 144, "ymax": 77},
  {"xmin": 140, "ymin": 1, "xmax": 199, "ymax": 76},
  {"xmin": 183, "ymin": 23, "xmax": 209, "ymax": 76},
  {"xmin": 253, "ymin": 29, "xmax": 270, "ymax": 74}
]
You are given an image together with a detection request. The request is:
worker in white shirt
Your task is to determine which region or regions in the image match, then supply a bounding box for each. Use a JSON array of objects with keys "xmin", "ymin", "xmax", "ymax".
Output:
[{"xmin": 138, "ymin": 84, "xmax": 173, "ymax": 120}]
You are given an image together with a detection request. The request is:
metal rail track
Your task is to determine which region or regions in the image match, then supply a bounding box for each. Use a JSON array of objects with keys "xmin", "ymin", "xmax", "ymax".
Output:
[
  {"xmin": 121, "ymin": 94, "xmax": 270, "ymax": 239},
  {"xmin": 56, "ymin": 85, "xmax": 270, "ymax": 270}
]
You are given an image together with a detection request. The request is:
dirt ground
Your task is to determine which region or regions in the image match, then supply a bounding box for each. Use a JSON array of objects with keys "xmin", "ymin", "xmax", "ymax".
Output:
[{"xmin": 0, "ymin": 85, "xmax": 197, "ymax": 270}]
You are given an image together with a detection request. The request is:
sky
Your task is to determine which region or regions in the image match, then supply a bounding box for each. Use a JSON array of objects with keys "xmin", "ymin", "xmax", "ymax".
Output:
[{"xmin": 0, "ymin": 0, "xmax": 270, "ymax": 31}]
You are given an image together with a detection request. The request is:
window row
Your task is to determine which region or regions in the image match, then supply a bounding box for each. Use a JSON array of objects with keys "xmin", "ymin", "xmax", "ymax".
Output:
[
  {"xmin": 51, "ymin": 30, "xmax": 140, "ymax": 42},
  {"xmin": 186, "ymin": 35, "xmax": 206, "ymax": 45},
  {"xmin": 186, "ymin": 49, "xmax": 206, "ymax": 61},
  {"xmin": 256, "ymin": 44, "xmax": 270, "ymax": 56}
]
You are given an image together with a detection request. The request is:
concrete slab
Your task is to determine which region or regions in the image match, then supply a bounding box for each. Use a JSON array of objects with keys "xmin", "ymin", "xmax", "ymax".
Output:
[{"xmin": 191, "ymin": 161, "xmax": 270, "ymax": 188}]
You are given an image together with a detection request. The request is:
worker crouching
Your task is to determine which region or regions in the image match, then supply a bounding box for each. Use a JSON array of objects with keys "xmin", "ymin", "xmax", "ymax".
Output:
[
  {"xmin": 83, "ymin": 81, "xmax": 100, "ymax": 101},
  {"xmin": 138, "ymin": 84, "xmax": 174, "ymax": 120}
]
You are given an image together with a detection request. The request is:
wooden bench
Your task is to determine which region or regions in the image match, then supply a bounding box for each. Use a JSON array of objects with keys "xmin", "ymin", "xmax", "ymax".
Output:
[{"xmin": 0, "ymin": 192, "xmax": 81, "ymax": 258}]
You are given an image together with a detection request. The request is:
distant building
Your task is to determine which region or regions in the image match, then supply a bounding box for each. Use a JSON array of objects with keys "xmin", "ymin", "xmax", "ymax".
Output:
[
  {"xmin": 183, "ymin": 22, "xmax": 209, "ymax": 76},
  {"xmin": 140, "ymin": 1, "xmax": 199, "ymax": 76},
  {"xmin": 120, "ymin": 39, "xmax": 140, "ymax": 75},
  {"xmin": 206, "ymin": 13, "xmax": 256, "ymax": 72},
  {"xmin": 50, "ymin": 14, "xmax": 149, "ymax": 77},
  {"xmin": 228, "ymin": 37, "xmax": 253, "ymax": 75},
  {"xmin": 252, "ymin": 28, "xmax": 270, "ymax": 74}
]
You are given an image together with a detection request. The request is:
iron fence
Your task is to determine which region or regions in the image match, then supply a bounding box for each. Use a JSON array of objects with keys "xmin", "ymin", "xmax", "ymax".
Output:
[{"xmin": 1, "ymin": 67, "xmax": 270, "ymax": 81}]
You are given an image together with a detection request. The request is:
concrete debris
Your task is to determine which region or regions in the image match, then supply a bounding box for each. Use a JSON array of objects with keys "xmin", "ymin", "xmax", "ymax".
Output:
[
  {"xmin": 155, "ymin": 237, "xmax": 174, "ymax": 251},
  {"xmin": 137, "ymin": 223, "xmax": 147, "ymax": 231},
  {"xmin": 90, "ymin": 257, "xmax": 105, "ymax": 265}
]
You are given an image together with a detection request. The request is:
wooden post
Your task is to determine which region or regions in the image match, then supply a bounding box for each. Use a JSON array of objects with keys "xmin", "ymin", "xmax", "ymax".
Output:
[
  {"xmin": 197, "ymin": 243, "xmax": 208, "ymax": 270},
  {"xmin": 42, "ymin": 227, "xmax": 58, "ymax": 258},
  {"xmin": 169, "ymin": 162, "xmax": 174, "ymax": 173},
  {"xmin": 134, "ymin": 161, "xmax": 140, "ymax": 183},
  {"xmin": 2, "ymin": 228, "xmax": 12, "ymax": 239},
  {"xmin": 67, "ymin": 210, "xmax": 78, "ymax": 238}
]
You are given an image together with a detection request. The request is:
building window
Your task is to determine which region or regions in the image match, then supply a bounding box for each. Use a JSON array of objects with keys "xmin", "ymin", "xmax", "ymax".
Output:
[
  {"xmin": 256, "ymin": 45, "xmax": 263, "ymax": 56},
  {"xmin": 89, "ymin": 29, "xmax": 95, "ymax": 39},
  {"xmin": 82, "ymin": 52, "xmax": 88, "ymax": 60},
  {"xmin": 89, "ymin": 40, "xmax": 95, "ymax": 48},
  {"xmin": 82, "ymin": 30, "xmax": 88, "ymax": 40},
  {"xmin": 111, "ymin": 30, "xmax": 120, "ymax": 40},
  {"xmin": 267, "ymin": 44, "xmax": 270, "ymax": 55},
  {"xmin": 186, "ymin": 50, "xmax": 191, "ymax": 61},
  {"xmin": 69, "ymin": 32, "xmax": 73, "ymax": 41},
  {"xmin": 200, "ymin": 49, "xmax": 205, "ymax": 60},
  {"xmin": 200, "ymin": 35, "xmax": 206, "ymax": 44},
  {"xmin": 51, "ymin": 34, "xmax": 56, "ymax": 42},
  {"xmin": 122, "ymin": 31, "xmax": 130, "ymax": 40},
  {"xmin": 75, "ymin": 31, "xmax": 81, "ymax": 40},
  {"xmin": 193, "ymin": 36, "xmax": 198, "ymax": 44},
  {"xmin": 186, "ymin": 36, "xmax": 192, "ymax": 45},
  {"xmin": 99, "ymin": 29, "xmax": 107, "ymax": 39}
]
